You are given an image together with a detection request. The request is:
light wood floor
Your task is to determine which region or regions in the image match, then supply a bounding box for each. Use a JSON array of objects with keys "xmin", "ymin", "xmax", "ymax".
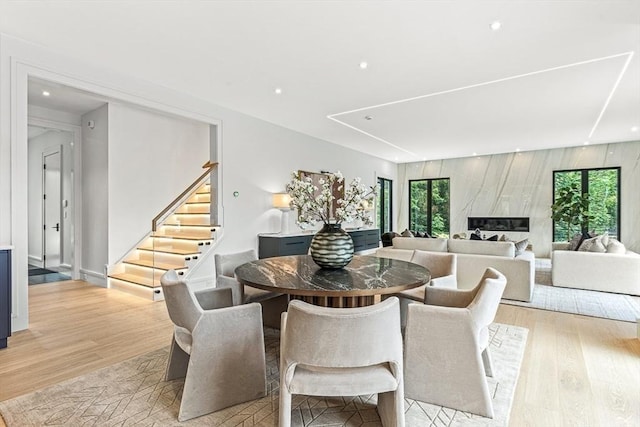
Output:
[{"xmin": 0, "ymin": 281, "xmax": 638, "ymax": 426}]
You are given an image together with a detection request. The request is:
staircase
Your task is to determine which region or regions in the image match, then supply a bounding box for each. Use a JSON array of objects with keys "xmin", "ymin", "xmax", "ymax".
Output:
[{"xmin": 108, "ymin": 162, "xmax": 220, "ymax": 301}]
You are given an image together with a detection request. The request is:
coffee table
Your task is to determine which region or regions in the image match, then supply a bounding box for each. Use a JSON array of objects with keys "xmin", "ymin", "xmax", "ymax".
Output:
[{"xmin": 235, "ymin": 255, "xmax": 430, "ymax": 307}]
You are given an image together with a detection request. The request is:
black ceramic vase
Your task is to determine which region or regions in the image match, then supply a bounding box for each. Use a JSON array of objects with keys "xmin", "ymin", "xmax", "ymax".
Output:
[{"xmin": 309, "ymin": 223, "xmax": 354, "ymax": 269}]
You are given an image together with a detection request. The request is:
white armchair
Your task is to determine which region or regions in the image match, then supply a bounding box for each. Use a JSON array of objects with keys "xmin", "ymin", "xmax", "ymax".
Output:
[
  {"xmin": 279, "ymin": 297, "xmax": 405, "ymax": 427},
  {"xmin": 393, "ymin": 250, "xmax": 457, "ymax": 327},
  {"xmin": 161, "ymin": 270, "xmax": 266, "ymax": 421},
  {"xmin": 404, "ymin": 267, "xmax": 506, "ymax": 418}
]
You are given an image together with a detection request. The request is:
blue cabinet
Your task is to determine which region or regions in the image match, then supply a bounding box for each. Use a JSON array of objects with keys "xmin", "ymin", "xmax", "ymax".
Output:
[
  {"xmin": 259, "ymin": 229, "xmax": 380, "ymax": 259},
  {"xmin": 0, "ymin": 249, "xmax": 11, "ymax": 349}
]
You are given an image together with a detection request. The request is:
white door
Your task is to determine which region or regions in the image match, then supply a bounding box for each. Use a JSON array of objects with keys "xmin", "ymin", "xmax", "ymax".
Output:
[{"xmin": 43, "ymin": 148, "xmax": 62, "ymax": 269}]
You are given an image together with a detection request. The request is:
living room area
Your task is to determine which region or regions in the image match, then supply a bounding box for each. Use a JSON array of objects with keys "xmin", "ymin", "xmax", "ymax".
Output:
[{"xmin": 0, "ymin": 2, "xmax": 639, "ymax": 426}]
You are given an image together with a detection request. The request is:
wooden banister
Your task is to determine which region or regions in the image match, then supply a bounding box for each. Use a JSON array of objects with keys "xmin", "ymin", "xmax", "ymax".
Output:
[{"xmin": 152, "ymin": 161, "xmax": 218, "ymax": 232}]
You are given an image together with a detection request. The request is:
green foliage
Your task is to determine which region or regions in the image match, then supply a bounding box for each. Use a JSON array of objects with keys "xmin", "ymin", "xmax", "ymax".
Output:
[
  {"xmin": 552, "ymin": 169, "xmax": 619, "ymax": 241},
  {"xmin": 551, "ymin": 180, "xmax": 590, "ymax": 241},
  {"xmin": 409, "ymin": 178, "xmax": 450, "ymax": 237}
]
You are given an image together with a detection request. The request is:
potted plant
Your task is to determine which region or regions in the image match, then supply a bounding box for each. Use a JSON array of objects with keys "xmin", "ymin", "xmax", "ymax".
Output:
[
  {"xmin": 550, "ymin": 181, "xmax": 591, "ymax": 241},
  {"xmin": 286, "ymin": 171, "xmax": 376, "ymax": 268}
]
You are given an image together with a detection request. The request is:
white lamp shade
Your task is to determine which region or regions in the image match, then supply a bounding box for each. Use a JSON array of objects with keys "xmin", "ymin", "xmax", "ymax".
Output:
[{"xmin": 273, "ymin": 193, "xmax": 291, "ymax": 210}]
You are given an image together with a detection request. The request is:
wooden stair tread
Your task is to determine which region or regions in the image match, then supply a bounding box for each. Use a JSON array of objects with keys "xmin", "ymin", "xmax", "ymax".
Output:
[
  {"xmin": 123, "ymin": 259, "xmax": 188, "ymax": 271},
  {"xmin": 152, "ymin": 233, "xmax": 213, "ymax": 241},
  {"xmin": 163, "ymin": 223, "xmax": 217, "ymax": 228},
  {"xmin": 172, "ymin": 212, "xmax": 211, "ymax": 216},
  {"xmin": 137, "ymin": 246, "xmax": 200, "ymax": 255},
  {"xmin": 109, "ymin": 273, "xmax": 158, "ymax": 288}
]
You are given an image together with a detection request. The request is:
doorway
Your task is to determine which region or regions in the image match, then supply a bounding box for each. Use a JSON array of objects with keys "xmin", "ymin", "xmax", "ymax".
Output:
[{"xmin": 28, "ymin": 125, "xmax": 76, "ymax": 285}]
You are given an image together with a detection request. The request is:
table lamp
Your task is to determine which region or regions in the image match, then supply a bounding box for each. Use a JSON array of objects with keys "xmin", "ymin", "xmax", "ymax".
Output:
[{"xmin": 272, "ymin": 193, "xmax": 292, "ymax": 234}]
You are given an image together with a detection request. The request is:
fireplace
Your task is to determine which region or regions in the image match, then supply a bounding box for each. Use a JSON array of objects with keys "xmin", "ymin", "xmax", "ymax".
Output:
[{"xmin": 467, "ymin": 217, "xmax": 529, "ymax": 232}]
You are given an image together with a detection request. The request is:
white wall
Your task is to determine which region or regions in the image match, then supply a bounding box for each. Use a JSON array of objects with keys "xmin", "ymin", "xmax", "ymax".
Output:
[
  {"xmin": 213, "ymin": 111, "xmax": 395, "ymax": 255},
  {"xmin": 397, "ymin": 140, "xmax": 640, "ymax": 257},
  {"xmin": 27, "ymin": 129, "xmax": 74, "ymax": 266},
  {"xmin": 107, "ymin": 103, "xmax": 209, "ymax": 263},
  {"xmin": 81, "ymin": 105, "xmax": 109, "ymax": 283}
]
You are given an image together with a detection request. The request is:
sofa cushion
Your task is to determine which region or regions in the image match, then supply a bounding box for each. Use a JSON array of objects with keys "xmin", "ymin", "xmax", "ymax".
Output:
[
  {"xmin": 401, "ymin": 229, "xmax": 414, "ymax": 237},
  {"xmin": 579, "ymin": 235, "xmax": 607, "ymax": 253},
  {"xmin": 447, "ymin": 239, "xmax": 515, "ymax": 257},
  {"xmin": 391, "ymin": 237, "xmax": 448, "ymax": 252},
  {"xmin": 606, "ymin": 239, "xmax": 626, "ymax": 254},
  {"xmin": 514, "ymin": 239, "xmax": 529, "ymax": 256}
]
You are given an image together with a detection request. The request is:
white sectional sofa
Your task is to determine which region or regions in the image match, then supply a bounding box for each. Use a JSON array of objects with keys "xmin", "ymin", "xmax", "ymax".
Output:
[
  {"xmin": 376, "ymin": 237, "xmax": 535, "ymax": 302},
  {"xmin": 551, "ymin": 243, "xmax": 640, "ymax": 296}
]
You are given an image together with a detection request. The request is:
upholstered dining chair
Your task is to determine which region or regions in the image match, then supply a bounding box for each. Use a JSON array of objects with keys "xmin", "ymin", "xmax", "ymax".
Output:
[
  {"xmin": 160, "ymin": 270, "xmax": 266, "ymax": 422},
  {"xmin": 403, "ymin": 267, "xmax": 506, "ymax": 418},
  {"xmin": 214, "ymin": 249, "xmax": 288, "ymax": 327},
  {"xmin": 279, "ymin": 297, "xmax": 405, "ymax": 427},
  {"xmin": 393, "ymin": 250, "xmax": 457, "ymax": 326}
]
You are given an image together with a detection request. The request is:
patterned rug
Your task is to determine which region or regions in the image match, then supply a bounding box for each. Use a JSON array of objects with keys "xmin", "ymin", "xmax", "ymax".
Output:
[
  {"xmin": 501, "ymin": 259, "xmax": 640, "ymax": 323},
  {"xmin": 0, "ymin": 324, "xmax": 527, "ymax": 426}
]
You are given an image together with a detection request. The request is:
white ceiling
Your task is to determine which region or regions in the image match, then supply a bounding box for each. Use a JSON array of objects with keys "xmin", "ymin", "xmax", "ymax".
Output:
[{"xmin": 2, "ymin": 1, "xmax": 639, "ymax": 163}]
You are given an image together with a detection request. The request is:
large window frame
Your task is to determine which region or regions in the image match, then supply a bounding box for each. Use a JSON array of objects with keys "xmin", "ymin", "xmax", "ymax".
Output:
[
  {"xmin": 376, "ymin": 177, "xmax": 392, "ymax": 236},
  {"xmin": 408, "ymin": 178, "xmax": 450, "ymax": 237},
  {"xmin": 552, "ymin": 167, "xmax": 621, "ymax": 241}
]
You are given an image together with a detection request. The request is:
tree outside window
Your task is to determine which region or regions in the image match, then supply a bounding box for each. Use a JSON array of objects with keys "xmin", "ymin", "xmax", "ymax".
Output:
[
  {"xmin": 552, "ymin": 168, "xmax": 620, "ymax": 241},
  {"xmin": 409, "ymin": 178, "xmax": 450, "ymax": 237}
]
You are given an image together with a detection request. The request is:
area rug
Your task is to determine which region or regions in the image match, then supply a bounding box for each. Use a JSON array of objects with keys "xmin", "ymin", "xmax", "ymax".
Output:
[
  {"xmin": 27, "ymin": 267, "xmax": 57, "ymax": 276},
  {"xmin": 0, "ymin": 324, "xmax": 527, "ymax": 426},
  {"xmin": 501, "ymin": 258, "xmax": 640, "ymax": 323}
]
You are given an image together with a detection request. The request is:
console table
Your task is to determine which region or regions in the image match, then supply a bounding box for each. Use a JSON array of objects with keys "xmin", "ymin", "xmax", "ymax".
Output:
[{"xmin": 258, "ymin": 228, "xmax": 379, "ymax": 259}]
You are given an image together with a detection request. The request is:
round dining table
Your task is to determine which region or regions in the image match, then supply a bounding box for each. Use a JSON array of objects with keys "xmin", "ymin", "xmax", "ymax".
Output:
[{"xmin": 235, "ymin": 254, "xmax": 431, "ymax": 307}]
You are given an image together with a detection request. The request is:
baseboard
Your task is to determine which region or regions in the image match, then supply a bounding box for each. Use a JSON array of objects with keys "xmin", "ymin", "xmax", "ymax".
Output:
[
  {"xmin": 79, "ymin": 268, "xmax": 107, "ymax": 287},
  {"xmin": 28, "ymin": 255, "xmax": 43, "ymax": 267}
]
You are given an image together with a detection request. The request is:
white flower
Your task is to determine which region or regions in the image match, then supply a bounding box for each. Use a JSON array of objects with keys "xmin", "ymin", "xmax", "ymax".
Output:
[{"xmin": 286, "ymin": 171, "xmax": 376, "ymax": 228}]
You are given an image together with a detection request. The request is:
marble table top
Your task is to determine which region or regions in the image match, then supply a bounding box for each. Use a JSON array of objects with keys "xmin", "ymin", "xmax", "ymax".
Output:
[{"xmin": 235, "ymin": 255, "xmax": 431, "ymax": 297}]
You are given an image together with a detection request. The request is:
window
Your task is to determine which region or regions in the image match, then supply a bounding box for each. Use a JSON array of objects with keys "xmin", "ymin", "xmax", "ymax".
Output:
[
  {"xmin": 552, "ymin": 167, "xmax": 620, "ymax": 241},
  {"xmin": 376, "ymin": 177, "xmax": 392, "ymax": 235},
  {"xmin": 409, "ymin": 178, "xmax": 450, "ymax": 237}
]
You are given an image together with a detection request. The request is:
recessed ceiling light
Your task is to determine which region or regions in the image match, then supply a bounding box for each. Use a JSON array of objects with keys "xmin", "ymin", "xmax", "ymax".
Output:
[
  {"xmin": 274, "ymin": 87, "xmax": 282, "ymax": 95},
  {"xmin": 631, "ymin": 126, "xmax": 639, "ymax": 132},
  {"xmin": 584, "ymin": 141, "xmax": 590, "ymax": 145},
  {"xmin": 394, "ymin": 157, "xmax": 399, "ymax": 161},
  {"xmin": 359, "ymin": 61, "xmax": 368, "ymax": 70},
  {"xmin": 364, "ymin": 115, "xmax": 373, "ymax": 121},
  {"xmin": 42, "ymin": 91, "xmax": 50, "ymax": 97},
  {"xmin": 515, "ymin": 148, "xmax": 521, "ymax": 152},
  {"xmin": 472, "ymin": 152, "xmax": 478, "ymax": 156},
  {"xmin": 490, "ymin": 21, "xmax": 502, "ymax": 31}
]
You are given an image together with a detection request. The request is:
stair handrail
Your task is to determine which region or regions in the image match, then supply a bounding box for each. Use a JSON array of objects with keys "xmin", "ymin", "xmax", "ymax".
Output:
[{"xmin": 152, "ymin": 161, "xmax": 218, "ymax": 232}]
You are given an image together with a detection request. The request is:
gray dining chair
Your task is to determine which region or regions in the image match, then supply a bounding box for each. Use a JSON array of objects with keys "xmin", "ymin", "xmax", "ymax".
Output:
[
  {"xmin": 161, "ymin": 270, "xmax": 266, "ymax": 421},
  {"xmin": 214, "ymin": 249, "xmax": 288, "ymax": 327},
  {"xmin": 403, "ymin": 267, "xmax": 506, "ymax": 418},
  {"xmin": 279, "ymin": 297, "xmax": 405, "ymax": 427}
]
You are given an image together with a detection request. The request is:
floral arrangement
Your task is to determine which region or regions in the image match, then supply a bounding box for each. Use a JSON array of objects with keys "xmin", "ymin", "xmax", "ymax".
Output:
[{"xmin": 285, "ymin": 171, "xmax": 376, "ymax": 228}]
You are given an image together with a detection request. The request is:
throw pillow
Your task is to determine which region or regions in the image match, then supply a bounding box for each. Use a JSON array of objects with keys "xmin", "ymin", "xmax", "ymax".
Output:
[
  {"xmin": 567, "ymin": 233, "xmax": 584, "ymax": 251},
  {"xmin": 578, "ymin": 234, "xmax": 608, "ymax": 253},
  {"xmin": 514, "ymin": 239, "xmax": 529, "ymax": 256},
  {"xmin": 606, "ymin": 239, "xmax": 626, "ymax": 254},
  {"xmin": 487, "ymin": 235, "xmax": 498, "ymax": 241},
  {"xmin": 499, "ymin": 234, "xmax": 507, "ymax": 241},
  {"xmin": 414, "ymin": 231, "xmax": 424, "ymax": 237},
  {"xmin": 401, "ymin": 229, "xmax": 414, "ymax": 237},
  {"xmin": 470, "ymin": 233, "xmax": 482, "ymax": 240}
]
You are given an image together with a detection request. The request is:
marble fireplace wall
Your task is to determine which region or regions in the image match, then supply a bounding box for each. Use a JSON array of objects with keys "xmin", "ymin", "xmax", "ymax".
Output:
[{"xmin": 397, "ymin": 140, "xmax": 640, "ymax": 258}]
